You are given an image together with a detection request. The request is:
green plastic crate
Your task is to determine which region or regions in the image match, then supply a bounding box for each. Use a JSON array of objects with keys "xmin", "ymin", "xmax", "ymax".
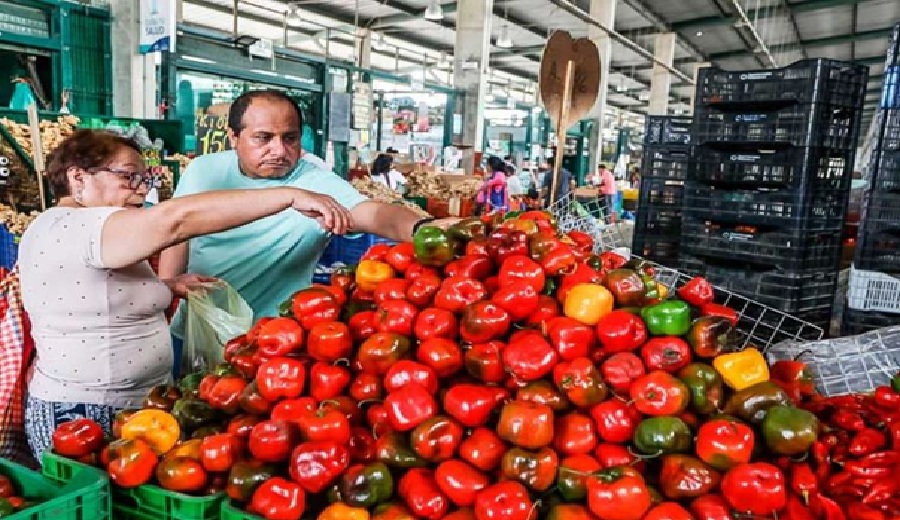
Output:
[
  {"xmin": 38, "ymin": 452, "xmax": 110, "ymax": 520},
  {"xmin": 219, "ymin": 501, "xmax": 262, "ymax": 520},
  {"xmin": 0, "ymin": 453, "xmax": 109, "ymax": 520},
  {"xmin": 113, "ymin": 485, "xmax": 225, "ymax": 520}
]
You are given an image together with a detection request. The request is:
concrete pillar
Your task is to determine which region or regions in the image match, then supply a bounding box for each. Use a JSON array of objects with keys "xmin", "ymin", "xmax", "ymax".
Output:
[
  {"xmin": 111, "ymin": 0, "xmax": 158, "ymax": 118},
  {"xmin": 453, "ymin": 0, "xmax": 494, "ymax": 173},
  {"xmin": 648, "ymin": 32, "xmax": 676, "ymax": 116},
  {"xmin": 586, "ymin": 0, "xmax": 616, "ymax": 175},
  {"xmin": 356, "ymin": 28, "xmax": 372, "ymax": 70},
  {"xmin": 689, "ymin": 61, "xmax": 712, "ymax": 115}
]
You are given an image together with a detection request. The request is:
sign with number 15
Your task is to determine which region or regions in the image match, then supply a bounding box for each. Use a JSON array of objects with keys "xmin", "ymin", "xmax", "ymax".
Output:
[{"xmin": 196, "ymin": 114, "xmax": 231, "ymax": 155}]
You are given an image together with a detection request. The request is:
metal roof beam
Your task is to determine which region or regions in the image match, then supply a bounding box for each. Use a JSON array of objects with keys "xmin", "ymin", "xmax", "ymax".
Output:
[
  {"xmin": 671, "ymin": 0, "xmax": 865, "ymax": 31},
  {"xmin": 708, "ymin": 27, "xmax": 895, "ymax": 59}
]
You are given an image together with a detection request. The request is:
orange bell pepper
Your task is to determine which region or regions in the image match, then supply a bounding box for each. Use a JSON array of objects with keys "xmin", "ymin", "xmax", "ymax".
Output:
[
  {"xmin": 163, "ymin": 439, "xmax": 202, "ymax": 461},
  {"xmin": 356, "ymin": 260, "xmax": 395, "ymax": 292},
  {"xmin": 120, "ymin": 409, "xmax": 181, "ymax": 455},
  {"xmin": 318, "ymin": 503, "xmax": 370, "ymax": 520},
  {"xmin": 563, "ymin": 283, "xmax": 614, "ymax": 326}
]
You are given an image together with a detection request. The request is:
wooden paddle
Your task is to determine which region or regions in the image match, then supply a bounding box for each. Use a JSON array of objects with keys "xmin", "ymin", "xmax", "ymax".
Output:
[{"xmin": 539, "ymin": 31, "xmax": 601, "ymax": 204}]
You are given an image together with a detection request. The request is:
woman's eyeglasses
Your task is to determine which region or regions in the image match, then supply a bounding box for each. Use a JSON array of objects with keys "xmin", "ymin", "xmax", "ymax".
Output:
[{"xmin": 89, "ymin": 168, "xmax": 161, "ymax": 190}]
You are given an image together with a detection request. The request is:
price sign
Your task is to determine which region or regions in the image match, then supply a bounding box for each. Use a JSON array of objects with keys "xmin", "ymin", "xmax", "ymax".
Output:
[{"xmin": 196, "ymin": 113, "xmax": 231, "ymax": 155}]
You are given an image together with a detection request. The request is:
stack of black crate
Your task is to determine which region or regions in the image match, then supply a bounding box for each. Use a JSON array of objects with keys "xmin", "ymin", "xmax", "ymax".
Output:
[
  {"xmin": 632, "ymin": 116, "xmax": 692, "ymax": 266},
  {"xmin": 679, "ymin": 59, "xmax": 869, "ymax": 331},
  {"xmin": 843, "ymin": 24, "xmax": 900, "ymax": 335}
]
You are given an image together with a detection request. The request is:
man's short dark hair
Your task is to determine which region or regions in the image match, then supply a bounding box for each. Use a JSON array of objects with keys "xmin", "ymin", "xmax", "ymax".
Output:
[
  {"xmin": 598, "ymin": 163, "xmax": 606, "ymax": 169},
  {"xmin": 228, "ymin": 90, "xmax": 303, "ymax": 134}
]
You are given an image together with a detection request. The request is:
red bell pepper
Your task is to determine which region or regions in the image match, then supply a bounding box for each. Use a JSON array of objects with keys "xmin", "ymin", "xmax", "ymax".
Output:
[
  {"xmin": 600, "ymin": 352, "xmax": 646, "ymax": 394},
  {"xmin": 678, "ymin": 276, "xmax": 715, "ymax": 307},
  {"xmin": 290, "ymin": 287, "xmax": 341, "ymax": 330},
  {"xmin": 248, "ymin": 477, "xmax": 306, "ymax": 520},
  {"xmin": 384, "ymin": 383, "xmax": 438, "ymax": 432},
  {"xmin": 491, "ymin": 280, "xmax": 539, "ymax": 321},
  {"xmin": 444, "ymin": 255, "xmax": 494, "ymax": 280},
  {"xmin": 721, "ymin": 463, "xmax": 787, "ymax": 516},
  {"xmin": 361, "ymin": 243, "xmax": 392, "ymax": 262},
  {"xmin": 399, "ymin": 468, "xmax": 450, "ymax": 520},
  {"xmin": 849, "ymin": 428, "xmax": 886, "ymax": 456},
  {"xmin": 248, "ymin": 420, "xmax": 299, "ymax": 463},
  {"xmin": 541, "ymin": 245, "xmax": 578, "ymax": 276},
  {"xmin": 306, "ymin": 321, "xmax": 352, "ymax": 362},
  {"xmin": 502, "ymin": 332, "xmax": 559, "ymax": 382},
  {"xmin": 460, "ymin": 301, "xmax": 511, "ymax": 344},
  {"xmin": 526, "ymin": 295, "xmax": 561, "ymax": 326},
  {"xmin": 486, "ymin": 229, "xmax": 530, "ymax": 264},
  {"xmin": 874, "ymin": 386, "xmax": 900, "ymax": 409},
  {"xmin": 270, "ymin": 397, "xmax": 316, "ymax": 424},
  {"xmin": 603, "ymin": 269, "xmax": 650, "ymax": 307},
  {"xmin": 567, "ymin": 230, "xmax": 594, "ymax": 253},
  {"xmin": 700, "ymin": 303, "xmax": 739, "ymax": 327},
  {"xmin": 629, "ymin": 371, "xmax": 689, "ymax": 416},
  {"xmin": 443, "ymin": 384, "xmax": 503, "ymax": 428},
  {"xmin": 546, "ymin": 316, "xmax": 596, "ymax": 361},
  {"xmin": 200, "ymin": 374, "xmax": 248, "ymax": 414},
  {"xmin": 52, "ymin": 418, "xmax": 105, "ymax": 458},
  {"xmin": 413, "ymin": 307, "xmax": 458, "ymax": 341},
  {"xmin": 552, "ymin": 357, "xmax": 608, "ymax": 408},
  {"xmin": 256, "ymin": 357, "xmax": 305, "ymax": 401},
  {"xmin": 410, "ymin": 416, "xmax": 464, "ymax": 463},
  {"xmin": 384, "ymin": 242, "xmax": 415, "ymax": 273},
  {"xmin": 554, "ymin": 412, "xmax": 599, "ymax": 456},
  {"xmin": 347, "ymin": 311, "xmax": 377, "ymax": 343},
  {"xmin": 434, "ymin": 459, "xmax": 490, "ymax": 508},
  {"xmin": 296, "ymin": 403, "xmax": 351, "ymax": 445},
  {"xmin": 375, "ymin": 299, "xmax": 419, "ymax": 337},
  {"xmin": 640, "ymin": 336, "xmax": 693, "ymax": 373},
  {"xmin": 590, "ymin": 399, "xmax": 641, "ymax": 444},
  {"xmin": 557, "ymin": 263, "xmax": 603, "ymax": 303},
  {"xmin": 254, "ymin": 317, "xmax": 305, "ymax": 357},
  {"xmin": 434, "ymin": 277, "xmax": 487, "ymax": 313},
  {"xmin": 309, "ymin": 363, "xmax": 351, "ymax": 402},
  {"xmin": 498, "ymin": 255, "xmax": 546, "ymax": 294},
  {"xmin": 384, "ymin": 360, "xmax": 439, "ymax": 394},
  {"xmin": 356, "ymin": 332, "xmax": 412, "ymax": 375},
  {"xmin": 465, "ymin": 341, "xmax": 507, "ymax": 384},
  {"xmin": 459, "ymin": 427, "xmax": 506, "ymax": 472},
  {"xmin": 474, "ymin": 481, "xmax": 533, "ymax": 520},
  {"xmin": 465, "ymin": 237, "xmax": 491, "ymax": 257},
  {"xmin": 288, "ymin": 440, "xmax": 350, "ymax": 494},
  {"xmin": 416, "ymin": 337, "xmax": 464, "ymax": 378},
  {"xmin": 596, "ymin": 310, "xmax": 648, "ymax": 353},
  {"xmin": 599, "ymin": 251, "xmax": 628, "ymax": 270},
  {"xmin": 373, "ymin": 278, "xmax": 410, "ymax": 305},
  {"xmin": 406, "ymin": 274, "xmax": 442, "ymax": 309}
]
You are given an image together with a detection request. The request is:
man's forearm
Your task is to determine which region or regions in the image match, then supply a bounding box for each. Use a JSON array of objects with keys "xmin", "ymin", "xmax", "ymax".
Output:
[{"xmin": 352, "ymin": 201, "xmax": 423, "ymax": 242}]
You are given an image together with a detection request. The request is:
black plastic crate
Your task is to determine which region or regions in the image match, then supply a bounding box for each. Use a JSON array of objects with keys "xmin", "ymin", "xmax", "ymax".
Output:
[
  {"xmin": 680, "ymin": 218, "xmax": 844, "ymax": 270},
  {"xmin": 859, "ymin": 192, "xmax": 900, "ymax": 234},
  {"xmin": 872, "ymin": 149, "xmax": 900, "ymax": 192},
  {"xmin": 690, "ymin": 145, "xmax": 855, "ymax": 187},
  {"xmin": 882, "ymin": 65, "xmax": 900, "ymax": 110},
  {"xmin": 645, "ymin": 116, "xmax": 692, "ymax": 146},
  {"xmin": 642, "ymin": 146, "xmax": 691, "ymax": 180},
  {"xmin": 681, "ymin": 178, "xmax": 852, "ymax": 227},
  {"xmin": 841, "ymin": 308, "xmax": 900, "ymax": 336},
  {"xmin": 881, "ymin": 109, "xmax": 900, "ymax": 153},
  {"xmin": 631, "ymin": 233, "xmax": 680, "ymax": 266},
  {"xmin": 634, "ymin": 207, "xmax": 683, "ymax": 235},
  {"xmin": 639, "ymin": 178, "xmax": 684, "ymax": 209},
  {"xmin": 696, "ymin": 59, "xmax": 869, "ymax": 108},
  {"xmin": 853, "ymin": 230, "xmax": 900, "ymax": 272},
  {"xmin": 679, "ymin": 253, "xmax": 839, "ymax": 314},
  {"xmin": 693, "ymin": 103, "xmax": 863, "ymax": 151}
]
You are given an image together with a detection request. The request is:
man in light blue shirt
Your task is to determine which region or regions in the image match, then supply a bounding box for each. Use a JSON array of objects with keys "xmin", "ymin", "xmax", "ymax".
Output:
[{"xmin": 160, "ymin": 90, "xmax": 439, "ymax": 322}]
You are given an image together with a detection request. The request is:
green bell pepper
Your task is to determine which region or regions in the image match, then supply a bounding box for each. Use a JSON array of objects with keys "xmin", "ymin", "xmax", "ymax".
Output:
[
  {"xmin": 633, "ymin": 416, "xmax": 693, "ymax": 455},
  {"xmin": 413, "ymin": 226, "xmax": 455, "ymax": 267},
  {"xmin": 0, "ymin": 498, "xmax": 15, "ymax": 517},
  {"xmin": 448, "ymin": 218, "xmax": 488, "ymax": 243},
  {"xmin": 171, "ymin": 397, "xmax": 219, "ymax": 432},
  {"xmin": 677, "ymin": 363, "xmax": 725, "ymax": 415},
  {"xmin": 762, "ymin": 405, "xmax": 819, "ymax": 456},
  {"xmin": 641, "ymin": 300, "xmax": 692, "ymax": 336},
  {"xmin": 724, "ymin": 381, "xmax": 791, "ymax": 424},
  {"xmin": 340, "ymin": 462, "xmax": 394, "ymax": 508},
  {"xmin": 892, "ymin": 373, "xmax": 900, "ymax": 393},
  {"xmin": 178, "ymin": 373, "xmax": 204, "ymax": 398}
]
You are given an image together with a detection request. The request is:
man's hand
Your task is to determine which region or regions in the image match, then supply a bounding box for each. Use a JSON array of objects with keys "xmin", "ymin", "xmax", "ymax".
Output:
[
  {"xmin": 164, "ymin": 273, "xmax": 220, "ymax": 299},
  {"xmin": 290, "ymin": 189, "xmax": 354, "ymax": 235}
]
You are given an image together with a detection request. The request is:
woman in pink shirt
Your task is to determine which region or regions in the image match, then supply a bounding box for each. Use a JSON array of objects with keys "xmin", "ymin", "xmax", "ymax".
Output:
[
  {"xmin": 477, "ymin": 157, "xmax": 509, "ymax": 213},
  {"xmin": 597, "ymin": 163, "xmax": 617, "ymax": 219}
]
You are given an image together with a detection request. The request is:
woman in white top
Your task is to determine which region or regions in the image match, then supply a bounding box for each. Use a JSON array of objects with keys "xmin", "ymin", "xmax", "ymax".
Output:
[
  {"xmin": 19, "ymin": 130, "xmax": 353, "ymax": 460},
  {"xmin": 370, "ymin": 154, "xmax": 407, "ymax": 192}
]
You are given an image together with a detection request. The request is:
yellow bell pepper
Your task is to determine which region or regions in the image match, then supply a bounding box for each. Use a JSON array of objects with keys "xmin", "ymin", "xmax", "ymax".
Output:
[
  {"xmin": 563, "ymin": 283, "xmax": 614, "ymax": 326},
  {"xmin": 713, "ymin": 348, "xmax": 770, "ymax": 391},
  {"xmin": 120, "ymin": 409, "xmax": 181, "ymax": 455},
  {"xmin": 355, "ymin": 260, "xmax": 395, "ymax": 292},
  {"xmin": 319, "ymin": 503, "xmax": 370, "ymax": 520}
]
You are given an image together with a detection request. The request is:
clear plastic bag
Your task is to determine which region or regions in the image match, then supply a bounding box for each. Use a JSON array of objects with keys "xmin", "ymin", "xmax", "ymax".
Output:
[{"xmin": 184, "ymin": 282, "xmax": 253, "ymax": 374}]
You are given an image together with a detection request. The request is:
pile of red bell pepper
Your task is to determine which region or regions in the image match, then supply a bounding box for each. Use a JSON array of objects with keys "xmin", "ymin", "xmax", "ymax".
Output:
[{"xmin": 48, "ymin": 211, "xmax": 893, "ymax": 520}]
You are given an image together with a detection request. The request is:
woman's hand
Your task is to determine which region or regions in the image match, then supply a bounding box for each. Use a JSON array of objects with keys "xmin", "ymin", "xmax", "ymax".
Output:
[
  {"xmin": 164, "ymin": 274, "xmax": 220, "ymax": 299},
  {"xmin": 290, "ymin": 189, "xmax": 354, "ymax": 235}
]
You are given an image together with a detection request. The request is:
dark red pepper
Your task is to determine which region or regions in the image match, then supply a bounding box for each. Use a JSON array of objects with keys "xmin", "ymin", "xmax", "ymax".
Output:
[
  {"xmin": 444, "ymin": 255, "xmax": 494, "ymax": 281},
  {"xmin": 790, "ymin": 462, "xmax": 818, "ymax": 504},
  {"xmin": 677, "ymin": 276, "xmax": 715, "ymax": 307},
  {"xmin": 810, "ymin": 493, "xmax": 847, "ymax": 520},
  {"xmin": 700, "ymin": 303, "xmax": 738, "ymax": 327},
  {"xmin": 486, "ymin": 229, "xmax": 530, "ymax": 264},
  {"xmin": 874, "ymin": 387, "xmax": 900, "ymax": 409},
  {"xmin": 384, "ymin": 383, "xmax": 438, "ymax": 432},
  {"xmin": 832, "ymin": 409, "xmax": 866, "ymax": 431},
  {"xmin": 849, "ymin": 428, "xmax": 887, "ymax": 457}
]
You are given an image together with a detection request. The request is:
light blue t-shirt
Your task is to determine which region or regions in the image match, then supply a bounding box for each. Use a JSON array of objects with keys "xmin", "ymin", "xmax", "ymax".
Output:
[{"xmin": 171, "ymin": 151, "xmax": 366, "ymax": 329}]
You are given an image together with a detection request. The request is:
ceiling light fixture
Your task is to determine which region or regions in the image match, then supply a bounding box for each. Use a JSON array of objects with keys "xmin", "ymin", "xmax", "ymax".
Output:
[
  {"xmin": 696, "ymin": 30, "xmax": 703, "ymax": 36},
  {"xmin": 371, "ymin": 31, "xmax": 385, "ymax": 50},
  {"xmin": 287, "ymin": 2, "xmax": 301, "ymax": 21},
  {"xmin": 497, "ymin": 25, "xmax": 513, "ymax": 49},
  {"xmin": 424, "ymin": 0, "xmax": 443, "ymax": 21}
]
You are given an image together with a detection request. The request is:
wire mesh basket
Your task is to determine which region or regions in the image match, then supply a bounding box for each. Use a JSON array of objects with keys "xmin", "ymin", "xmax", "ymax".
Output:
[
  {"xmin": 648, "ymin": 262, "xmax": 826, "ymax": 350},
  {"xmin": 548, "ymin": 193, "xmax": 627, "ymax": 253}
]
